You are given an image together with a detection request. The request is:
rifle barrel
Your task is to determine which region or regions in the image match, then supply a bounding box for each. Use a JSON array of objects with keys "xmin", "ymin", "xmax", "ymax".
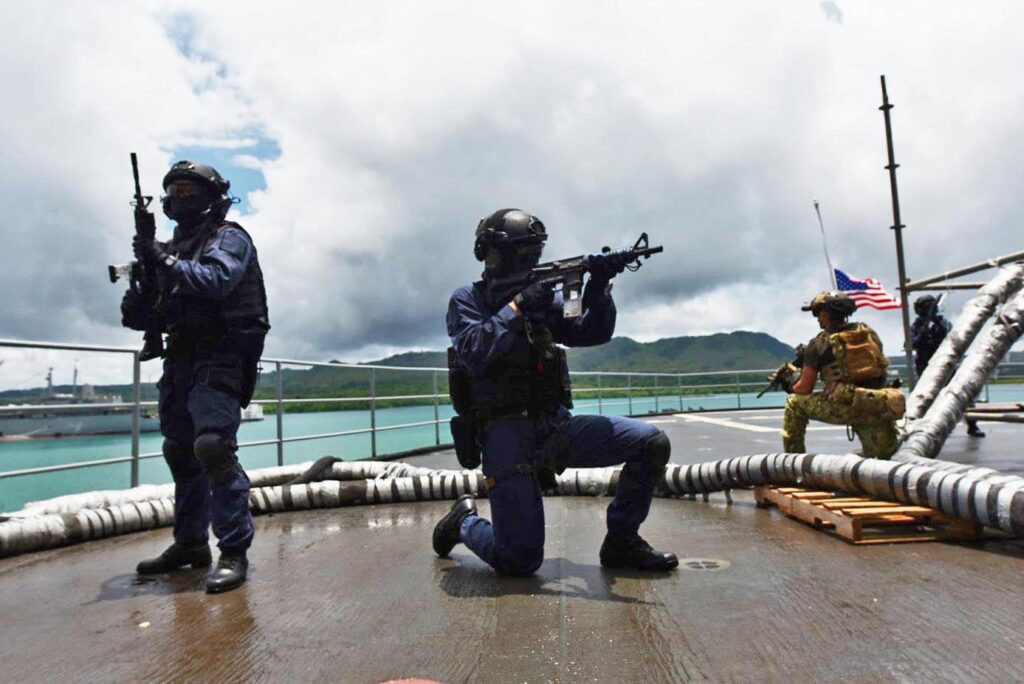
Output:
[{"xmin": 130, "ymin": 152, "xmax": 142, "ymax": 200}]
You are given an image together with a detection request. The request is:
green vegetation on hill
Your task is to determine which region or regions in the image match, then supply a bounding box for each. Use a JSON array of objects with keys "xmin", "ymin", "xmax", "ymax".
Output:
[
  {"xmin": 568, "ymin": 331, "xmax": 794, "ymax": 372},
  {"xmin": 246, "ymin": 331, "xmax": 796, "ymax": 412}
]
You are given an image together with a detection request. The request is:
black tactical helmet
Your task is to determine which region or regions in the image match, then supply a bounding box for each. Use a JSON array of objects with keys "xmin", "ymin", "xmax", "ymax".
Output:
[
  {"xmin": 914, "ymin": 295, "xmax": 938, "ymax": 318},
  {"xmin": 161, "ymin": 160, "xmax": 232, "ymax": 222},
  {"xmin": 474, "ymin": 208, "xmax": 548, "ymax": 276},
  {"xmin": 162, "ymin": 160, "xmax": 230, "ymax": 195},
  {"xmin": 802, "ymin": 291, "xmax": 857, "ymax": 318}
]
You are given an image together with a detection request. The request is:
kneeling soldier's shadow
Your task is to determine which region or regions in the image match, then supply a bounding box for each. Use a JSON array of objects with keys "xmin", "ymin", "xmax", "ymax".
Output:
[{"xmin": 438, "ymin": 554, "xmax": 674, "ymax": 605}]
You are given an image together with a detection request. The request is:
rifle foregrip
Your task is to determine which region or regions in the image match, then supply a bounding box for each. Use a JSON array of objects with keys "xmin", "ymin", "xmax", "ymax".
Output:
[{"xmin": 135, "ymin": 212, "xmax": 156, "ymax": 239}]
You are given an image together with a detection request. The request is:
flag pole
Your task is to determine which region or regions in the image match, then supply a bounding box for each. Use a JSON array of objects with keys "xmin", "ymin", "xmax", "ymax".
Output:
[
  {"xmin": 813, "ymin": 199, "xmax": 838, "ymax": 289},
  {"xmin": 879, "ymin": 74, "xmax": 917, "ymax": 386}
]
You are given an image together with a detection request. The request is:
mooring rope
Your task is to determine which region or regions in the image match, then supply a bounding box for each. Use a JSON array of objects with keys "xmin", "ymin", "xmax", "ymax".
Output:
[
  {"xmin": 899, "ymin": 288, "xmax": 1024, "ymax": 461},
  {"xmin": 3, "ymin": 453, "xmax": 1021, "ymax": 558},
  {"xmin": 905, "ymin": 262, "xmax": 1024, "ymax": 420}
]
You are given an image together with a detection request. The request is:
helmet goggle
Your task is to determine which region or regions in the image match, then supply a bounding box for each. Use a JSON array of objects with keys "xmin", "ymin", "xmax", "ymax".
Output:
[
  {"xmin": 486, "ymin": 215, "xmax": 548, "ymax": 248},
  {"xmin": 163, "ymin": 180, "xmax": 207, "ymax": 199},
  {"xmin": 802, "ymin": 293, "xmax": 835, "ymax": 316},
  {"xmin": 802, "ymin": 292, "xmax": 855, "ymax": 318}
]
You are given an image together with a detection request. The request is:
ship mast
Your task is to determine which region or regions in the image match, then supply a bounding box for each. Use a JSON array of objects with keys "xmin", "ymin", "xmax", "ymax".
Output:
[{"xmin": 879, "ymin": 75, "xmax": 917, "ymax": 386}]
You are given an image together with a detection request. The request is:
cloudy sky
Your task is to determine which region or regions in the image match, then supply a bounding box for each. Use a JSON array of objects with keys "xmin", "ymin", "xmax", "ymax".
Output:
[{"xmin": 1, "ymin": 1, "xmax": 1022, "ymax": 388}]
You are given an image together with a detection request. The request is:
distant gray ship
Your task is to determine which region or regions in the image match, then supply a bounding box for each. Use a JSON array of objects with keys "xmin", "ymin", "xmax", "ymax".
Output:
[{"xmin": 0, "ymin": 367, "xmax": 162, "ymax": 439}]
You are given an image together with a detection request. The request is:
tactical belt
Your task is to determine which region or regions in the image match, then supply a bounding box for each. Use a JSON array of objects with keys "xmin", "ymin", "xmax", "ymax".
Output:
[{"xmin": 475, "ymin": 406, "xmax": 530, "ymax": 422}]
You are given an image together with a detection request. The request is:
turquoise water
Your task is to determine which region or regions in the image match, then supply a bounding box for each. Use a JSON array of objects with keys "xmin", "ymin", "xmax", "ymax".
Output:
[{"xmin": 3, "ymin": 384, "xmax": 1022, "ymax": 512}]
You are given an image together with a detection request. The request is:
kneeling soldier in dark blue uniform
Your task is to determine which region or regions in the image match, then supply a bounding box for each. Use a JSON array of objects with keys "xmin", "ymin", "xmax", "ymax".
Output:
[
  {"xmin": 122, "ymin": 160, "xmax": 270, "ymax": 593},
  {"xmin": 433, "ymin": 208, "xmax": 677, "ymax": 575}
]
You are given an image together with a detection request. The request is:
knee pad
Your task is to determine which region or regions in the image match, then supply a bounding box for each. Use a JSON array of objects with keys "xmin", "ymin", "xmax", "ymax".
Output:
[
  {"xmin": 641, "ymin": 431, "xmax": 671, "ymax": 489},
  {"xmin": 162, "ymin": 439, "xmax": 197, "ymax": 480},
  {"xmin": 500, "ymin": 546, "xmax": 544, "ymax": 577},
  {"xmin": 643, "ymin": 430, "xmax": 671, "ymax": 469},
  {"xmin": 193, "ymin": 432, "xmax": 241, "ymax": 486}
]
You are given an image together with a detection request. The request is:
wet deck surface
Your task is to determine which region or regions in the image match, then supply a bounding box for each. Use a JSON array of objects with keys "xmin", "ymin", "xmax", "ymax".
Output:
[{"xmin": 1, "ymin": 410, "xmax": 1023, "ymax": 682}]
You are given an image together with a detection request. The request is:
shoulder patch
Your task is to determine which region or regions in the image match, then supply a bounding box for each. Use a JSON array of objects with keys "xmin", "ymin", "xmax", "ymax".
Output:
[{"xmin": 218, "ymin": 227, "xmax": 253, "ymax": 261}]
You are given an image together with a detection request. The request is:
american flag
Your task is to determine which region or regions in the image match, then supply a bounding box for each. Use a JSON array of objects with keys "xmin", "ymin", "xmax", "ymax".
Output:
[{"xmin": 834, "ymin": 268, "xmax": 902, "ymax": 310}]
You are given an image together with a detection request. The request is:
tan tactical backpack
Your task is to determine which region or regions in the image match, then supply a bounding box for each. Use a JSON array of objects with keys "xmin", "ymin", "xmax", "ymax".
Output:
[{"xmin": 830, "ymin": 323, "xmax": 888, "ymax": 384}]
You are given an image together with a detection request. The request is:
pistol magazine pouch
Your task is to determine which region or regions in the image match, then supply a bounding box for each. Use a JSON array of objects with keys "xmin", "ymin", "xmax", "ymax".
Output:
[
  {"xmin": 447, "ymin": 347, "xmax": 481, "ymax": 469},
  {"xmin": 450, "ymin": 414, "xmax": 482, "ymax": 469}
]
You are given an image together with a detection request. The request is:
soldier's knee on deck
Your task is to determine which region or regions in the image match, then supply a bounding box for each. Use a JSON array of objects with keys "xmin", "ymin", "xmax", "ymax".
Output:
[
  {"xmin": 499, "ymin": 545, "xmax": 545, "ymax": 577},
  {"xmin": 193, "ymin": 432, "xmax": 240, "ymax": 486}
]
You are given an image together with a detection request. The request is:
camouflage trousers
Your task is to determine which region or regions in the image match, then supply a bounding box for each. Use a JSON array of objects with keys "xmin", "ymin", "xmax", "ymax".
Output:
[{"xmin": 782, "ymin": 387, "xmax": 899, "ymax": 460}]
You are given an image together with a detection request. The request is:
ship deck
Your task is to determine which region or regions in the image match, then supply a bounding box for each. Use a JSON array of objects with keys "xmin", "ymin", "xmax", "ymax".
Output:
[{"xmin": 1, "ymin": 408, "xmax": 1022, "ymax": 682}]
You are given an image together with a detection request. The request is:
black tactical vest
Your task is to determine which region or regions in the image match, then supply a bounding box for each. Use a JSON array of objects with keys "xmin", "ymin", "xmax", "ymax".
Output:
[
  {"xmin": 165, "ymin": 221, "xmax": 270, "ymax": 334},
  {"xmin": 448, "ymin": 285, "xmax": 572, "ymax": 421}
]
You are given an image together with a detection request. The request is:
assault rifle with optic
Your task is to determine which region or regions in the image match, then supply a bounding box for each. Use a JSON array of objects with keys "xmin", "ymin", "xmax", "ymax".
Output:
[
  {"xmin": 486, "ymin": 232, "xmax": 664, "ymax": 318},
  {"xmin": 107, "ymin": 153, "xmax": 164, "ymax": 361}
]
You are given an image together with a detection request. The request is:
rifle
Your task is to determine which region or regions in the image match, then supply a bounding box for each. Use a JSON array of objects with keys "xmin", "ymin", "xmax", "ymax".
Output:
[
  {"xmin": 757, "ymin": 344, "xmax": 805, "ymax": 398},
  {"xmin": 108, "ymin": 153, "xmax": 164, "ymax": 361},
  {"xmin": 487, "ymin": 232, "xmax": 664, "ymax": 318}
]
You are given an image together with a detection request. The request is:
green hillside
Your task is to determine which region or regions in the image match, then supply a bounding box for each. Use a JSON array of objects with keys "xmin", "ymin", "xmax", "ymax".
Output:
[
  {"xmin": 567, "ymin": 331, "xmax": 794, "ymax": 372},
  {"xmin": 245, "ymin": 331, "xmax": 796, "ymax": 411}
]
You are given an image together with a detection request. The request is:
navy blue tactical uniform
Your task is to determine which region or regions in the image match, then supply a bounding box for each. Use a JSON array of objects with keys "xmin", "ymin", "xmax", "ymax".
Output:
[
  {"xmin": 157, "ymin": 220, "xmax": 268, "ymax": 556},
  {"xmin": 124, "ymin": 159, "xmax": 269, "ymax": 592},
  {"xmin": 911, "ymin": 314, "xmax": 951, "ymax": 375},
  {"xmin": 447, "ymin": 281, "xmax": 664, "ymax": 576}
]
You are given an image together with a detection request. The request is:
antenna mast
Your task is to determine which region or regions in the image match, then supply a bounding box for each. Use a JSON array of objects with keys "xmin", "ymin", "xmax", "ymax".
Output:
[{"xmin": 879, "ymin": 75, "xmax": 917, "ymax": 386}]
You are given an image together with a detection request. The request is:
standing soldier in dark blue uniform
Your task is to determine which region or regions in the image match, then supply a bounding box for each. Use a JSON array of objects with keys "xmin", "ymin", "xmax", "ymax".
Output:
[
  {"xmin": 911, "ymin": 295, "xmax": 984, "ymax": 437},
  {"xmin": 433, "ymin": 209, "xmax": 677, "ymax": 575},
  {"xmin": 121, "ymin": 160, "xmax": 270, "ymax": 593}
]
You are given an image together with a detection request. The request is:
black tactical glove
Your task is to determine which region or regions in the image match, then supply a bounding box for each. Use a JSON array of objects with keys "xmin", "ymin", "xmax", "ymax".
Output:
[
  {"xmin": 133, "ymin": 235, "xmax": 177, "ymax": 271},
  {"xmin": 586, "ymin": 251, "xmax": 627, "ymax": 288},
  {"xmin": 120, "ymin": 288, "xmax": 149, "ymax": 331},
  {"xmin": 514, "ymin": 281, "xmax": 555, "ymax": 316}
]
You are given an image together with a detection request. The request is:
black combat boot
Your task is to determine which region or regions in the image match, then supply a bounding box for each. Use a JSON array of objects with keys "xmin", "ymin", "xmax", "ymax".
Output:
[
  {"xmin": 205, "ymin": 554, "xmax": 248, "ymax": 594},
  {"xmin": 967, "ymin": 421, "xmax": 986, "ymax": 438},
  {"xmin": 136, "ymin": 542, "xmax": 212, "ymax": 574},
  {"xmin": 432, "ymin": 494, "xmax": 477, "ymax": 557},
  {"xmin": 600, "ymin": 534, "xmax": 679, "ymax": 571}
]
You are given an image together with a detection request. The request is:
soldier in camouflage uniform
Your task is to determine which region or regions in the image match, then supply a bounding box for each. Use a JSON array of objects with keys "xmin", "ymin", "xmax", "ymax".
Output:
[{"xmin": 779, "ymin": 292, "xmax": 904, "ymax": 459}]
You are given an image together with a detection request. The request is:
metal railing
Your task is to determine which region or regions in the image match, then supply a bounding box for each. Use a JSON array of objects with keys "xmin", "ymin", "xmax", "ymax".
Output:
[
  {"xmin": 0, "ymin": 339, "xmax": 144, "ymax": 485},
  {"xmin": 2, "ymin": 338, "xmax": 1023, "ymax": 489}
]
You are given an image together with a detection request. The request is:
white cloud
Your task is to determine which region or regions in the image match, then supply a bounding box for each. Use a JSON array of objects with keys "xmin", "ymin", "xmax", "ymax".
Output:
[{"xmin": 2, "ymin": 1, "xmax": 1024, "ymax": 388}]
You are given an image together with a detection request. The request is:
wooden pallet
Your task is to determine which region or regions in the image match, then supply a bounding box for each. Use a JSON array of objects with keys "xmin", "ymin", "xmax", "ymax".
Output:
[{"xmin": 753, "ymin": 486, "xmax": 983, "ymax": 545}]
